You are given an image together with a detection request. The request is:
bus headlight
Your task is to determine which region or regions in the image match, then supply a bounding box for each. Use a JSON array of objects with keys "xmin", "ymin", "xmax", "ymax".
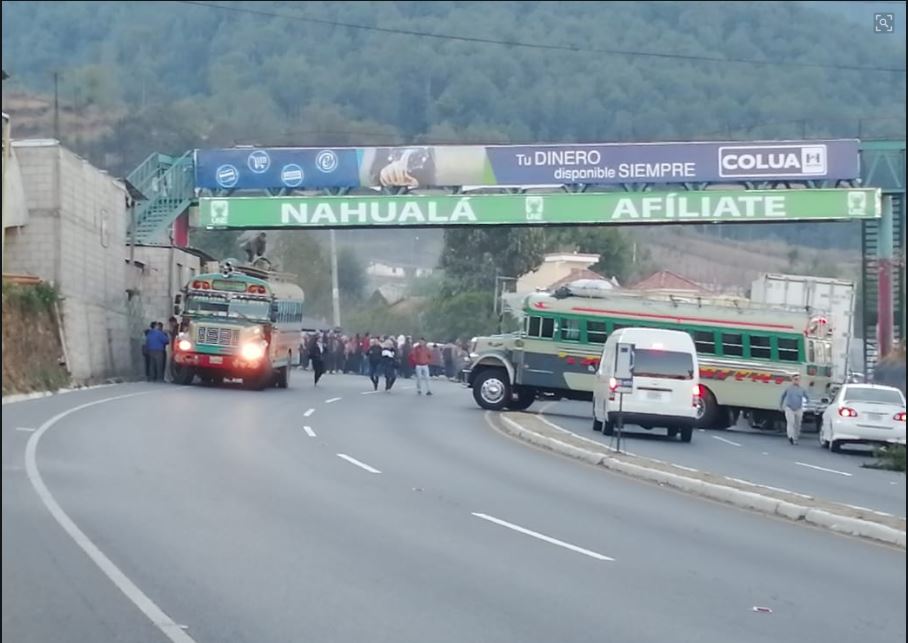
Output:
[
  {"xmin": 240, "ymin": 341, "xmax": 267, "ymax": 361},
  {"xmin": 177, "ymin": 338, "xmax": 193, "ymax": 352}
]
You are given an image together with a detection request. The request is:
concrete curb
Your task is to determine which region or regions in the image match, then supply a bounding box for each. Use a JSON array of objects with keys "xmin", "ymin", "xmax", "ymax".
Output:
[
  {"xmin": 497, "ymin": 415, "xmax": 906, "ymax": 549},
  {"xmin": 2, "ymin": 380, "xmax": 127, "ymax": 406}
]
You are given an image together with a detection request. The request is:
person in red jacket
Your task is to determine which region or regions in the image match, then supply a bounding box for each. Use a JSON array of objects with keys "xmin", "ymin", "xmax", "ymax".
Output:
[{"xmin": 412, "ymin": 339, "xmax": 433, "ymax": 396}]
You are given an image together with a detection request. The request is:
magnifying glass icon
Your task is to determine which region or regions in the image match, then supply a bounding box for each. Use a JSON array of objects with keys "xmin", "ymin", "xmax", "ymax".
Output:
[{"xmin": 875, "ymin": 13, "xmax": 894, "ymax": 32}]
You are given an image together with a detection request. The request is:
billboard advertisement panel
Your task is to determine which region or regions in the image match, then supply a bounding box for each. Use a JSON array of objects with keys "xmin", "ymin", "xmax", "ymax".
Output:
[{"xmin": 195, "ymin": 140, "xmax": 860, "ymax": 190}]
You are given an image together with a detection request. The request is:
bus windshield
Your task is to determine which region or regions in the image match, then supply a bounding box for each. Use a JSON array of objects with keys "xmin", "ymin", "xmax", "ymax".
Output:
[
  {"xmin": 633, "ymin": 349, "xmax": 695, "ymax": 380},
  {"xmin": 185, "ymin": 294, "xmax": 271, "ymax": 321}
]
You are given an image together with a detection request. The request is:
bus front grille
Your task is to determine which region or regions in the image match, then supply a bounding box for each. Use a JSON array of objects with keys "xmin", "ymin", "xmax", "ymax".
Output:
[{"xmin": 196, "ymin": 326, "xmax": 239, "ymax": 347}]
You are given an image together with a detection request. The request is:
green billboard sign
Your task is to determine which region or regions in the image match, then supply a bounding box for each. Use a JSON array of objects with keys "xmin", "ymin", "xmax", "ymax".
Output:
[{"xmin": 197, "ymin": 188, "xmax": 881, "ymax": 229}]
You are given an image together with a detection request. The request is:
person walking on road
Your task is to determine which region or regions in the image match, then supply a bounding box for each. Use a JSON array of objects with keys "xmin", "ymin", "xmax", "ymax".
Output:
[
  {"xmin": 144, "ymin": 322, "xmax": 170, "ymax": 382},
  {"xmin": 780, "ymin": 373, "xmax": 810, "ymax": 445},
  {"xmin": 309, "ymin": 333, "xmax": 326, "ymax": 387},
  {"xmin": 413, "ymin": 338, "xmax": 432, "ymax": 396},
  {"xmin": 381, "ymin": 338, "xmax": 398, "ymax": 391},
  {"xmin": 367, "ymin": 338, "xmax": 383, "ymax": 391}
]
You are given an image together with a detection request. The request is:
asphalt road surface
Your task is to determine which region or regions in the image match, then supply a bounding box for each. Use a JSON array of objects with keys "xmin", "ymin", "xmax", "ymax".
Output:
[
  {"xmin": 3, "ymin": 375, "xmax": 905, "ymax": 643},
  {"xmin": 536, "ymin": 399, "xmax": 907, "ymax": 518}
]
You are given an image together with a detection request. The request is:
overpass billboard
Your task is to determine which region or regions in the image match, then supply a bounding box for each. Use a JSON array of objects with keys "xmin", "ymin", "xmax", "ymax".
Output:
[
  {"xmin": 194, "ymin": 140, "xmax": 860, "ymax": 191},
  {"xmin": 197, "ymin": 188, "xmax": 880, "ymax": 229}
]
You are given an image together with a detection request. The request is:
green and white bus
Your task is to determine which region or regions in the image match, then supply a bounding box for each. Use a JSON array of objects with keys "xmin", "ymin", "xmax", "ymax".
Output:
[
  {"xmin": 467, "ymin": 284, "xmax": 835, "ymax": 429},
  {"xmin": 172, "ymin": 263, "xmax": 305, "ymax": 390}
]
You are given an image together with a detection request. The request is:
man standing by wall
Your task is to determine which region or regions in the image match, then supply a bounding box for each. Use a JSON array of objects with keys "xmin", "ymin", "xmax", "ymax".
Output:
[
  {"xmin": 780, "ymin": 374, "xmax": 810, "ymax": 445},
  {"xmin": 144, "ymin": 322, "xmax": 169, "ymax": 382}
]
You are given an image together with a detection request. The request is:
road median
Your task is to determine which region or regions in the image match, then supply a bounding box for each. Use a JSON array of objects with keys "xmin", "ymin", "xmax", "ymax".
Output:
[{"xmin": 492, "ymin": 411, "xmax": 906, "ymax": 549}]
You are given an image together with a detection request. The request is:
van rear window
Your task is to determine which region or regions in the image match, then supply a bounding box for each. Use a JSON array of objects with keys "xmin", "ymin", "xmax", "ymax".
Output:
[{"xmin": 633, "ymin": 349, "xmax": 695, "ymax": 380}]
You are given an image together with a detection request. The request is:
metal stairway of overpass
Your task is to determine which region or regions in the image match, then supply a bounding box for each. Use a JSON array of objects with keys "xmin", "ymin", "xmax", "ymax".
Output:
[{"xmin": 125, "ymin": 151, "xmax": 194, "ymax": 244}]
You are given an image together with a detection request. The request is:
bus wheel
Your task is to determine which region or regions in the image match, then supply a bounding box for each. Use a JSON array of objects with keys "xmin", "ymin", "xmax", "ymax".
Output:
[
  {"xmin": 172, "ymin": 364, "xmax": 195, "ymax": 386},
  {"xmin": 244, "ymin": 369, "xmax": 271, "ymax": 391},
  {"xmin": 679, "ymin": 426, "xmax": 693, "ymax": 443},
  {"xmin": 472, "ymin": 369, "xmax": 510, "ymax": 411},
  {"xmin": 506, "ymin": 387, "xmax": 535, "ymax": 411},
  {"xmin": 276, "ymin": 364, "xmax": 290, "ymax": 389},
  {"xmin": 695, "ymin": 388, "xmax": 720, "ymax": 429}
]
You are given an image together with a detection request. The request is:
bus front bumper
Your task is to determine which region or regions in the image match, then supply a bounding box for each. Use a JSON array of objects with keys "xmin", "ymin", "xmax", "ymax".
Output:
[{"xmin": 174, "ymin": 352, "xmax": 264, "ymax": 372}]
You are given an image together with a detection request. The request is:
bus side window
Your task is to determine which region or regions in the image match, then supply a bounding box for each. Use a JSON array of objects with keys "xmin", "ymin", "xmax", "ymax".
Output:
[
  {"xmin": 721, "ymin": 333, "xmax": 743, "ymax": 357},
  {"xmin": 527, "ymin": 316, "xmax": 541, "ymax": 337},
  {"xmin": 540, "ymin": 317, "xmax": 555, "ymax": 339},
  {"xmin": 587, "ymin": 320, "xmax": 608, "ymax": 344},
  {"xmin": 777, "ymin": 337, "xmax": 800, "ymax": 362},
  {"xmin": 807, "ymin": 339, "xmax": 816, "ymax": 363},
  {"xmin": 560, "ymin": 318, "xmax": 581, "ymax": 341},
  {"xmin": 693, "ymin": 330, "xmax": 715, "ymax": 354},
  {"xmin": 749, "ymin": 335, "xmax": 771, "ymax": 359}
]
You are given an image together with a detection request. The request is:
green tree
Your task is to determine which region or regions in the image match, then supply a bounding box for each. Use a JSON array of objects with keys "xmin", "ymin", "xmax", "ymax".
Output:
[
  {"xmin": 439, "ymin": 228, "xmax": 545, "ymax": 295},
  {"xmin": 337, "ymin": 246, "xmax": 365, "ymax": 301}
]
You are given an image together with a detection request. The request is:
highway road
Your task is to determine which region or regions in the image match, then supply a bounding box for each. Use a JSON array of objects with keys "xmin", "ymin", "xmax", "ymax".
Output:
[
  {"xmin": 3, "ymin": 375, "xmax": 905, "ymax": 643},
  {"xmin": 537, "ymin": 399, "xmax": 907, "ymax": 517}
]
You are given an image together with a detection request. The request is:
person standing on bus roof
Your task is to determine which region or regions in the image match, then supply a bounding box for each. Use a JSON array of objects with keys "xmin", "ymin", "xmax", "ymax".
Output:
[{"xmin": 780, "ymin": 373, "xmax": 810, "ymax": 445}]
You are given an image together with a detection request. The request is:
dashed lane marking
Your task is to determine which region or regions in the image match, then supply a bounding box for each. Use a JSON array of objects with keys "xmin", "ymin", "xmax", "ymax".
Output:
[
  {"xmin": 336, "ymin": 453, "xmax": 382, "ymax": 474},
  {"xmin": 304, "ymin": 408, "xmax": 315, "ymax": 417},
  {"xmin": 471, "ymin": 512, "xmax": 614, "ymax": 562},
  {"xmin": 325, "ymin": 397, "xmax": 342, "ymax": 404},
  {"xmin": 303, "ymin": 426, "xmax": 317, "ymax": 438},
  {"xmin": 795, "ymin": 461, "xmax": 853, "ymax": 477},
  {"xmin": 712, "ymin": 435, "xmax": 742, "ymax": 447}
]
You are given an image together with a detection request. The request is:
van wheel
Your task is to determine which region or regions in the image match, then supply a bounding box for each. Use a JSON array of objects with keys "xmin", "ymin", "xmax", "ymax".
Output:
[
  {"xmin": 472, "ymin": 369, "xmax": 511, "ymax": 411},
  {"xmin": 830, "ymin": 439, "xmax": 842, "ymax": 453},
  {"xmin": 667, "ymin": 427, "xmax": 679, "ymax": 438},
  {"xmin": 603, "ymin": 420, "xmax": 615, "ymax": 436},
  {"xmin": 679, "ymin": 426, "xmax": 693, "ymax": 443},
  {"xmin": 592, "ymin": 417, "xmax": 603, "ymax": 432},
  {"xmin": 506, "ymin": 387, "xmax": 535, "ymax": 411}
]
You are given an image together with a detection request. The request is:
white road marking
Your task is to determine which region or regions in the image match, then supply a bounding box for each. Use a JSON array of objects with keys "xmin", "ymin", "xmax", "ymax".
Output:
[
  {"xmin": 672, "ymin": 464, "xmax": 700, "ymax": 473},
  {"xmin": 325, "ymin": 397, "xmax": 342, "ymax": 404},
  {"xmin": 303, "ymin": 408, "xmax": 315, "ymax": 417},
  {"xmin": 795, "ymin": 461, "xmax": 853, "ymax": 477},
  {"xmin": 762, "ymin": 452, "xmax": 770, "ymax": 456},
  {"xmin": 361, "ymin": 391, "xmax": 379, "ymax": 395},
  {"xmin": 712, "ymin": 435, "xmax": 742, "ymax": 447},
  {"xmin": 336, "ymin": 453, "xmax": 381, "ymax": 474},
  {"xmin": 303, "ymin": 426, "xmax": 317, "ymax": 438},
  {"xmin": 471, "ymin": 513, "xmax": 614, "ymax": 562},
  {"xmin": 532, "ymin": 413, "xmax": 635, "ymax": 456},
  {"xmin": 25, "ymin": 392, "xmax": 197, "ymax": 643},
  {"xmin": 15, "ymin": 427, "xmax": 36, "ymax": 432}
]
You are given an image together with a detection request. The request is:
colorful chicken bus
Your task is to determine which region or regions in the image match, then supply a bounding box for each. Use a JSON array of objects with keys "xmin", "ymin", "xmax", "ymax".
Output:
[
  {"xmin": 467, "ymin": 282, "xmax": 835, "ymax": 430},
  {"xmin": 171, "ymin": 262, "xmax": 304, "ymax": 390}
]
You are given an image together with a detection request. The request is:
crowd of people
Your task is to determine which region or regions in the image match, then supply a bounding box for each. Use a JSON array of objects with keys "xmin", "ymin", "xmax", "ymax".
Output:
[{"xmin": 300, "ymin": 332, "xmax": 471, "ymax": 395}]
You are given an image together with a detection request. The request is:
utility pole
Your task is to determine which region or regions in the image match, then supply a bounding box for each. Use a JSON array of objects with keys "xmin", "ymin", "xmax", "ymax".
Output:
[
  {"xmin": 53, "ymin": 71, "xmax": 60, "ymax": 141},
  {"xmin": 330, "ymin": 229, "xmax": 341, "ymax": 329}
]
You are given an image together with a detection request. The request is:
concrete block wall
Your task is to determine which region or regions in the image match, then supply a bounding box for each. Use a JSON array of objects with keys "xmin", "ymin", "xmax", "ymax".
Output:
[
  {"xmin": 132, "ymin": 246, "xmax": 203, "ymax": 325},
  {"xmin": 7, "ymin": 141, "xmax": 131, "ymax": 383}
]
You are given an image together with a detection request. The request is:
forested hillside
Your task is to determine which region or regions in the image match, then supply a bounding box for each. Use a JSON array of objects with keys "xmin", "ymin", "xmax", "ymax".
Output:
[{"xmin": 2, "ymin": 1, "xmax": 903, "ymax": 327}]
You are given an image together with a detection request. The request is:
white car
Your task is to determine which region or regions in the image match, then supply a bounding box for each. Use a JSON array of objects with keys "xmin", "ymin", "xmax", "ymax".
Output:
[{"xmin": 819, "ymin": 384, "xmax": 906, "ymax": 452}]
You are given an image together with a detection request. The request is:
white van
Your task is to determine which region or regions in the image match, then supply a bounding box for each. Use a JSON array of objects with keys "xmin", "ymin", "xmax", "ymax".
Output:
[{"xmin": 593, "ymin": 328, "xmax": 700, "ymax": 442}]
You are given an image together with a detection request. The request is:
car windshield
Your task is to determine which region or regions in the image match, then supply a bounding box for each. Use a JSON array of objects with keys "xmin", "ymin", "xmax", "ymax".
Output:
[
  {"xmin": 633, "ymin": 349, "xmax": 695, "ymax": 380},
  {"xmin": 185, "ymin": 294, "xmax": 270, "ymax": 321},
  {"xmin": 844, "ymin": 387, "xmax": 905, "ymax": 406}
]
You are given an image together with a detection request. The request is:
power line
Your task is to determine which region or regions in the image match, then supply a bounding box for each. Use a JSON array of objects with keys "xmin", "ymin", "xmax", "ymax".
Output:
[{"xmin": 176, "ymin": 1, "xmax": 906, "ymax": 73}]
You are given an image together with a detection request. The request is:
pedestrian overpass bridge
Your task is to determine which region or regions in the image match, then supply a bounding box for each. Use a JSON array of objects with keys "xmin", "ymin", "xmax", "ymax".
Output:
[{"xmin": 125, "ymin": 138, "xmax": 904, "ymax": 373}]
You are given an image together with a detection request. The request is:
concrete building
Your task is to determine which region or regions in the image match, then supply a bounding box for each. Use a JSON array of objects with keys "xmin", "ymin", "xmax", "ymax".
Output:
[
  {"xmin": 3, "ymin": 140, "xmax": 132, "ymax": 382},
  {"xmin": 2, "ymin": 139, "xmax": 214, "ymax": 383}
]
